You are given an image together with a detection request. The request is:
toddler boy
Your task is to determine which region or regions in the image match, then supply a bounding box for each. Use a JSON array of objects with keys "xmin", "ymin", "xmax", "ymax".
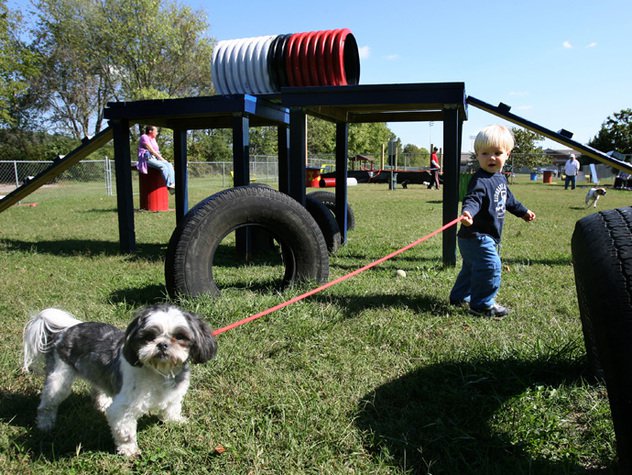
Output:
[{"xmin": 449, "ymin": 125, "xmax": 535, "ymax": 317}]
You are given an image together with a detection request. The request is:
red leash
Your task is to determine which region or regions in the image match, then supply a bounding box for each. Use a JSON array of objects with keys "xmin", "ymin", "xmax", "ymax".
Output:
[{"xmin": 212, "ymin": 216, "xmax": 463, "ymax": 336}]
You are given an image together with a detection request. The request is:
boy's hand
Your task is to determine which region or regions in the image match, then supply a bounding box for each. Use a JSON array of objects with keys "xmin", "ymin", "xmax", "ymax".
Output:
[
  {"xmin": 461, "ymin": 210, "xmax": 473, "ymax": 227},
  {"xmin": 522, "ymin": 210, "xmax": 536, "ymax": 222}
]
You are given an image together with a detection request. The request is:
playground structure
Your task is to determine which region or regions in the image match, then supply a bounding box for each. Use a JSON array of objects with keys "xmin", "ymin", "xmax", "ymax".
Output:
[
  {"xmin": 1, "ymin": 27, "xmax": 631, "ymax": 274},
  {"xmin": 1, "ymin": 84, "xmax": 631, "ymax": 256}
]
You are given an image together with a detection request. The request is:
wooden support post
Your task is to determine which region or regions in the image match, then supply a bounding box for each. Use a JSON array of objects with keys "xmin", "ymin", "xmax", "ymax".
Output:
[
  {"xmin": 232, "ymin": 115, "xmax": 250, "ymax": 187},
  {"xmin": 442, "ymin": 108, "xmax": 461, "ymax": 266},
  {"xmin": 173, "ymin": 128, "xmax": 188, "ymax": 224},
  {"xmin": 232, "ymin": 115, "xmax": 251, "ymax": 259},
  {"xmin": 277, "ymin": 125, "xmax": 290, "ymax": 194},
  {"xmin": 335, "ymin": 122, "xmax": 349, "ymax": 244},
  {"xmin": 111, "ymin": 119, "xmax": 136, "ymax": 253},
  {"xmin": 288, "ymin": 108, "xmax": 307, "ymax": 205}
]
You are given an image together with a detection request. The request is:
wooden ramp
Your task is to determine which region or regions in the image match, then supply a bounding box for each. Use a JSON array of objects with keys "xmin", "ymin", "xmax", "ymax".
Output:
[
  {"xmin": 0, "ymin": 127, "xmax": 113, "ymax": 213},
  {"xmin": 467, "ymin": 96, "xmax": 632, "ymax": 173}
]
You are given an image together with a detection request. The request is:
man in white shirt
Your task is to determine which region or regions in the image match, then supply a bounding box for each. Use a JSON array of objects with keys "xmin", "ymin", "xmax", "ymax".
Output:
[{"xmin": 564, "ymin": 154, "xmax": 580, "ymax": 190}]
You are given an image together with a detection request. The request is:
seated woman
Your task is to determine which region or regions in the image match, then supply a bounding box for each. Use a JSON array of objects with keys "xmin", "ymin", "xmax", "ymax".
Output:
[{"xmin": 137, "ymin": 125, "xmax": 175, "ymax": 194}]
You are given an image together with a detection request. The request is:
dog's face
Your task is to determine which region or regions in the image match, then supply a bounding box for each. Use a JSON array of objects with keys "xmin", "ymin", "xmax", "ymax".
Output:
[
  {"xmin": 596, "ymin": 188, "xmax": 607, "ymax": 196},
  {"xmin": 123, "ymin": 305, "xmax": 217, "ymax": 373}
]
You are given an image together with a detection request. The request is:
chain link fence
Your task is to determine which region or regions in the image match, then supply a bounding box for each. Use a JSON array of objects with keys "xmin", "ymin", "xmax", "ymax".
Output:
[
  {"xmin": 0, "ymin": 157, "xmax": 334, "ymax": 196},
  {"xmin": 0, "ymin": 154, "xmax": 620, "ymax": 197}
]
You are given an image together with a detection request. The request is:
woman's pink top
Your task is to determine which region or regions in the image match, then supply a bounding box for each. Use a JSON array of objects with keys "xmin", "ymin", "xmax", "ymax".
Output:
[{"xmin": 137, "ymin": 133, "xmax": 160, "ymax": 174}]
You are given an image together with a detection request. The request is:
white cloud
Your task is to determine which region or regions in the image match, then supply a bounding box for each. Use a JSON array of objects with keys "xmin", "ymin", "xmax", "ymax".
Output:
[
  {"xmin": 586, "ymin": 42, "xmax": 597, "ymax": 48},
  {"xmin": 385, "ymin": 54, "xmax": 400, "ymax": 61},
  {"xmin": 358, "ymin": 45, "xmax": 370, "ymax": 59},
  {"xmin": 563, "ymin": 40, "xmax": 573, "ymax": 49}
]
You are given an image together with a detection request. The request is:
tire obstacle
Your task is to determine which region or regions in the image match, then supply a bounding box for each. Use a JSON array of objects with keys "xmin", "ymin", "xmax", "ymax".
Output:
[
  {"xmin": 307, "ymin": 190, "xmax": 356, "ymax": 230},
  {"xmin": 572, "ymin": 207, "xmax": 632, "ymax": 472},
  {"xmin": 164, "ymin": 184, "xmax": 357, "ymax": 298},
  {"xmin": 165, "ymin": 185, "xmax": 336, "ymax": 298}
]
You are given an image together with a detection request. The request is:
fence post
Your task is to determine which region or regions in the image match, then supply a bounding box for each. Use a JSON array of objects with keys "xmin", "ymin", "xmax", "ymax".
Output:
[
  {"xmin": 13, "ymin": 160, "xmax": 19, "ymax": 187},
  {"xmin": 104, "ymin": 157, "xmax": 113, "ymax": 196}
]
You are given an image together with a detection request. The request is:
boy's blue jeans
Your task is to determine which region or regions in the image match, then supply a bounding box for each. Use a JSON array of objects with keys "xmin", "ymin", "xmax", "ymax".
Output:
[{"xmin": 449, "ymin": 235, "xmax": 501, "ymax": 310}]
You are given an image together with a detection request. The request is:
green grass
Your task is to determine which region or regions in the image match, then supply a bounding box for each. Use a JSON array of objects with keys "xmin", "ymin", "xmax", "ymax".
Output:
[{"xmin": 0, "ymin": 175, "xmax": 627, "ymax": 474}]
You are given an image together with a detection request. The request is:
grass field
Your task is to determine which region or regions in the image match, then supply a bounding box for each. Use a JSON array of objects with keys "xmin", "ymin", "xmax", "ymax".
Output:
[{"xmin": 0, "ymin": 175, "xmax": 628, "ymax": 474}]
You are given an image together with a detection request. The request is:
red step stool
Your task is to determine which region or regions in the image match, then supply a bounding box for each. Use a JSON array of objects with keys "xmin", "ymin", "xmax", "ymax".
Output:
[{"xmin": 139, "ymin": 168, "xmax": 169, "ymax": 212}]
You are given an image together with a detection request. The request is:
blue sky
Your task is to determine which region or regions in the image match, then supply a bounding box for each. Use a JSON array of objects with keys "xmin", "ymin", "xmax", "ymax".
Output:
[{"xmin": 9, "ymin": 0, "xmax": 632, "ymax": 151}]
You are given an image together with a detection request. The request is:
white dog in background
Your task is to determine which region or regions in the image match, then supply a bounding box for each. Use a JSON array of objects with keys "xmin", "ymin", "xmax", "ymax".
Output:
[
  {"xmin": 585, "ymin": 187, "xmax": 607, "ymax": 208},
  {"xmin": 23, "ymin": 304, "xmax": 217, "ymax": 456}
]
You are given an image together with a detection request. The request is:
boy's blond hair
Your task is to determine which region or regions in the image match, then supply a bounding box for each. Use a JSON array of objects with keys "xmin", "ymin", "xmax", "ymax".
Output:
[{"xmin": 474, "ymin": 125, "xmax": 515, "ymax": 155}]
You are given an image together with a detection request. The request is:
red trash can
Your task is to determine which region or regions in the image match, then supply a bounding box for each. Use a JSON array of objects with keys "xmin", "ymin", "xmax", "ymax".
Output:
[
  {"xmin": 139, "ymin": 168, "xmax": 169, "ymax": 211},
  {"xmin": 543, "ymin": 171, "xmax": 553, "ymax": 184}
]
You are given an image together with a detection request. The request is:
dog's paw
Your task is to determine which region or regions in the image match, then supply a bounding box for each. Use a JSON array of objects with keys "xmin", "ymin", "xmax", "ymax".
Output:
[
  {"xmin": 162, "ymin": 414, "xmax": 188, "ymax": 424},
  {"xmin": 36, "ymin": 415, "xmax": 56, "ymax": 432},
  {"xmin": 93, "ymin": 393, "xmax": 113, "ymax": 413},
  {"xmin": 116, "ymin": 443, "xmax": 141, "ymax": 457}
]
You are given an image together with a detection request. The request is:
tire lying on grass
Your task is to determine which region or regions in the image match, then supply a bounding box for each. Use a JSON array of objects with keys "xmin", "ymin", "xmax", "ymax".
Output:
[
  {"xmin": 165, "ymin": 186, "xmax": 329, "ymax": 298},
  {"xmin": 307, "ymin": 190, "xmax": 356, "ymax": 230},
  {"xmin": 571, "ymin": 206, "xmax": 632, "ymax": 472}
]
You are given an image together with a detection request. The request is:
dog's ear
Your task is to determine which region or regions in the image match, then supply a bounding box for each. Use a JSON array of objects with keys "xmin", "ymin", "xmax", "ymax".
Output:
[
  {"xmin": 122, "ymin": 307, "xmax": 153, "ymax": 367},
  {"xmin": 182, "ymin": 310, "xmax": 218, "ymax": 364}
]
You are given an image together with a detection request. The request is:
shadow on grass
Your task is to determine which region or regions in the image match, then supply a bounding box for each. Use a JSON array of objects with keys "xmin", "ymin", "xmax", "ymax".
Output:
[
  {"xmin": 109, "ymin": 284, "xmax": 170, "ymax": 306},
  {"xmin": 0, "ymin": 390, "xmax": 115, "ymax": 457},
  {"xmin": 0, "ymin": 238, "xmax": 166, "ymax": 262},
  {"xmin": 334, "ymin": 253, "xmax": 571, "ymax": 269},
  {"xmin": 313, "ymin": 293, "xmax": 450, "ymax": 318},
  {"xmin": 355, "ymin": 356, "xmax": 615, "ymax": 474},
  {"xmin": 0, "ymin": 389, "xmax": 167, "ymax": 459}
]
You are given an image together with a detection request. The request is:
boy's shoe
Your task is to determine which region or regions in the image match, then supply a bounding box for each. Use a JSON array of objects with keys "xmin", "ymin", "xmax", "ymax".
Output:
[{"xmin": 469, "ymin": 304, "xmax": 509, "ymax": 318}]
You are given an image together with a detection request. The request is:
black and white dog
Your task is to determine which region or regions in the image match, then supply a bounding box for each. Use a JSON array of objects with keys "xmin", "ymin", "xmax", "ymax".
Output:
[
  {"xmin": 585, "ymin": 187, "xmax": 607, "ymax": 208},
  {"xmin": 23, "ymin": 304, "xmax": 217, "ymax": 456}
]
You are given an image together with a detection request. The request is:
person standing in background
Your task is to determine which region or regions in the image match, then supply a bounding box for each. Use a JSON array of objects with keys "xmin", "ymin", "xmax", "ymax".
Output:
[
  {"xmin": 564, "ymin": 153, "xmax": 580, "ymax": 190},
  {"xmin": 427, "ymin": 146, "xmax": 441, "ymax": 190}
]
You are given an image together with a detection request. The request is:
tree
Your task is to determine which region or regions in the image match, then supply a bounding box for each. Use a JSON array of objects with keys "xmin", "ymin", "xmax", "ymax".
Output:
[
  {"xmin": 94, "ymin": 0, "xmax": 213, "ymax": 101},
  {"xmin": 307, "ymin": 116, "xmax": 335, "ymax": 156},
  {"xmin": 402, "ymin": 143, "xmax": 429, "ymax": 167},
  {"xmin": 589, "ymin": 109, "xmax": 632, "ymax": 155},
  {"xmin": 0, "ymin": 0, "xmax": 40, "ymax": 129},
  {"xmin": 29, "ymin": 0, "xmax": 214, "ymax": 139},
  {"xmin": 510, "ymin": 127, "xmax": 548, "ymax": 171},
  {"xmin": 188, "ymin": 128, "xmax": 232, "ymax": 162},
  {"xmin": 348, "ymin": 122, "xmax": 393, "ymax": 158}
]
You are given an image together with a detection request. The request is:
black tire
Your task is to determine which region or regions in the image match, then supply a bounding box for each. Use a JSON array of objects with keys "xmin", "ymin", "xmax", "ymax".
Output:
[
  {"xmin": 165, "ymin": 186, "xmax": 329, "ymax": 298},
  {"xmin": 305, "ymin": 195, "xmax": 341, "ymax": 254},
  {"xmin": 571, "ymin": 206, "xmax": 632, "ymax": 473},
  {"xmin": 307, "ymin": 190, "xmax": 356, "ymax": 230}
]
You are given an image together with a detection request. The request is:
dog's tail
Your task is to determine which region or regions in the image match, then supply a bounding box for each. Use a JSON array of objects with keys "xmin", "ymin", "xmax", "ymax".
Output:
[{"xmin": 23, "ymin": 308, "xmax": 83, "ymax": 372}]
